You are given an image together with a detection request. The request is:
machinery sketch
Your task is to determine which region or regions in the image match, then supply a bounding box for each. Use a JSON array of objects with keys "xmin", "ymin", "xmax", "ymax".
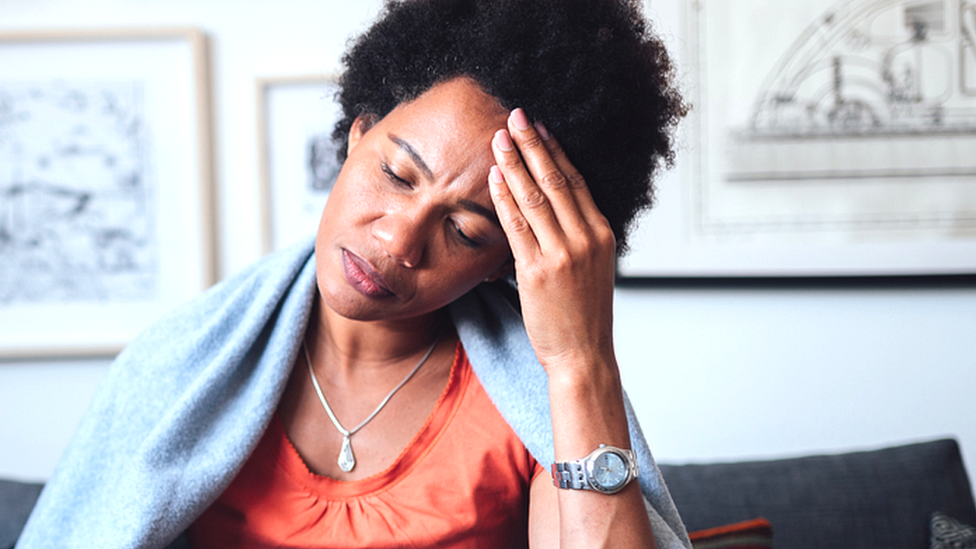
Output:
[
  {"xmin": 0, "ymin": 81, "xmax": 156, "ymax": 304},
  {"xmin": 726, "ymin": 0, "xmax": 976, "ymax": 181},
  {"xmin": 306, "ymin": 131, "xmax": 340, "ymax": 193}
]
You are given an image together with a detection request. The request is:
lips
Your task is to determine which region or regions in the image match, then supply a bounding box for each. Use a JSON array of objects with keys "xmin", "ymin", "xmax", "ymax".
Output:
[{"xmin": 341, "ymin": 249, "xmax": 395, "ymax": 298}]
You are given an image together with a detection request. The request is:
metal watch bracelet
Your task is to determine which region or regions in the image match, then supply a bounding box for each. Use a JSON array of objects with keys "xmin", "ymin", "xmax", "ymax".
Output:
[{"xmin": 551, "ymin": 445, "xmax": 639, "ymax": 494}]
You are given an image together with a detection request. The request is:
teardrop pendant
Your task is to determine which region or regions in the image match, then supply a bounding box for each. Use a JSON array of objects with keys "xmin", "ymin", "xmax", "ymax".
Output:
[{"xmin": 337, "ymin": 435, "xmax": 356, "ymax": 472}]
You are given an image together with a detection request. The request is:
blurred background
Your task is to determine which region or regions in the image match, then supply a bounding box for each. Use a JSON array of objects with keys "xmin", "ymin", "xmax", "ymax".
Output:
[{"xmin": 0, "ymin": 0, "xmax": 974, "ymax": 495}]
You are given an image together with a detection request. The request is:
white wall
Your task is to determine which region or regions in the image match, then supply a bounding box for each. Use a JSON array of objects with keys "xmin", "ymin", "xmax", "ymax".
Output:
[
  {"xmin": 2, "ymin": 0, "xmax": 975, "ymax": 496},
  {"xmin": 614, "ymin": 287, "xmax": 976, "ymax": 472}
]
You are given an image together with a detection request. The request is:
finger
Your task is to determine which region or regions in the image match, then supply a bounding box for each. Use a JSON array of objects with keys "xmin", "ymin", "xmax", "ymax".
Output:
[
  {"xmin": 491, "ymin": 128, "xmax": 565, "ymax": 248},
  {"xmin": 506, "ymin": 109, "xmax": 588, "ymax": 232},
  {"xmin": 530, "ymin": 120, "xmax": 606, "ymax": 228},
  {"xmin": 487, "ymin": 164, "xmax": 540, "ymax": 262}
]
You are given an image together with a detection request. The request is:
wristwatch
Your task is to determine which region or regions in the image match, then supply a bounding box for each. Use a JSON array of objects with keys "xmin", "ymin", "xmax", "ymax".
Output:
[{"xmin": 551, "ymin": 444, "xmax": 639, "ymax": 494}]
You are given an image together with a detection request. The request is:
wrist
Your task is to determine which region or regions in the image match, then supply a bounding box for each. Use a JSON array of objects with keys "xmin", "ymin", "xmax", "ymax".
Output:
[
  {"xmin": 547, "ymin": 359, "xmax": 631, "ymax": 461},
  {"xmin": 534, "ymin": 330, "xmax": 615, "ymax": 374},
  {"xmin": 543, "ymin": 351, "xmax": 620, "ymax": 388}
]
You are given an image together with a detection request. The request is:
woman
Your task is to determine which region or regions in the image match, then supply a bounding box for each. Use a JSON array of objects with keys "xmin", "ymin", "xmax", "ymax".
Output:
[{"xmin": 17, "ymin": 0, "xmax": 688, "ymax": 547}]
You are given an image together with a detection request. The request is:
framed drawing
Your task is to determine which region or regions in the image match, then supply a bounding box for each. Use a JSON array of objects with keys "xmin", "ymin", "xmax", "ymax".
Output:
[
  {"xmin": 0, "ymin": 28, "xmax": 215, "ymax": 357},
  {"xmin": 257, "ymin": 75, "xmax": 342, "ymax": 254},
  {"xmin": 619, "ymin": 0, "xmax": 976, "ymax": 279}
]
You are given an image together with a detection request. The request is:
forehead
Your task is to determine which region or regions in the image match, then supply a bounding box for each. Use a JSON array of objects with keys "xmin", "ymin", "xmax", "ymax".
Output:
[{"xmin": 376, "ymin": 77, "xmax": 509, "ymax": 177}]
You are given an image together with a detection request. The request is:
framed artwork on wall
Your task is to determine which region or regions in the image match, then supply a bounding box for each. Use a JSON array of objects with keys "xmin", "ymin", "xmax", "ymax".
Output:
[
  {"xmin": 619, "ymin": 0, "xmax": 976, "ymax": 279},
  {"xmin": 0, "ymin": 28, "xmax": 215, "ymax": 358},
  {"xmin": 257, "ymin": 75, "xmax": 342, "ymax": 254}
]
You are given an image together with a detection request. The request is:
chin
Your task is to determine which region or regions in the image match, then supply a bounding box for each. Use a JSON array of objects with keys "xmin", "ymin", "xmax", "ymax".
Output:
[{"xmin": 315, "ymin": 279, "xmax": 386, "ymax": 322}]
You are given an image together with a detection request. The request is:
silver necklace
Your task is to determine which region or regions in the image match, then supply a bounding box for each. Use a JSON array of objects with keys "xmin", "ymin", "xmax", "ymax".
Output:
[{"xmin": 303, "ymin": 330, "xmax": 442, "ymax": 472}]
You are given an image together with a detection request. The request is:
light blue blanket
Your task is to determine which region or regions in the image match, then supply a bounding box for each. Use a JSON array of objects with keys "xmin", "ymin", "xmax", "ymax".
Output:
[{"xmin": 17, "ymin": 237, "xmax": 690, "ymax": 549}]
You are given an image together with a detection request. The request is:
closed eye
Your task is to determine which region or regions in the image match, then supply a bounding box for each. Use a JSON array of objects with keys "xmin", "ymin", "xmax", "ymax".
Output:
[
  {"xmin": 450, "ymin": 220, "xmax": 481, "ymax": 249},
  {"xmin": 381, "ymin": 162, "xmax": 412, "ymax": 188}
]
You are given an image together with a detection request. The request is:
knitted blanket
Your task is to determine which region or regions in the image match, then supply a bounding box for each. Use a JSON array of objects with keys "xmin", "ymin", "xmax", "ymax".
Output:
[{"xmin": 16, "ymin": 237, "xmax": 690, "ymax": 549}]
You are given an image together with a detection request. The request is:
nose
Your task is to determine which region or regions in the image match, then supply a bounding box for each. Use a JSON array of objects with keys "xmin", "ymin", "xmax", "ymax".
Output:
[{"xmin": 372, "ymin": 212, "xmax": 426, "ymax": 268}]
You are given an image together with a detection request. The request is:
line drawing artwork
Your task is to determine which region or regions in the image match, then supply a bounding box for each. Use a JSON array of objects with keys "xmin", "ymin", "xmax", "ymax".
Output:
[
  {"xmin": 618, "ymin": 0, "xmax": 976, "ymax": 276},
  {"xmin": 298, "ymin": 83, "xmax": 342, "ymax": 220},
  {"xmin": 0, "ymin": 80, "xmax": 156, "ymax": 304},
  {"xmin": 263, "ymin": 78, "xmax": 342, "ymax": 252},
  {"xmin": 306, "ymin": 130, "xmax": 341, "ymax": 195},
  {"xmin": 727, "ymin": 0, "xmax": 976, "ymax": 182}
]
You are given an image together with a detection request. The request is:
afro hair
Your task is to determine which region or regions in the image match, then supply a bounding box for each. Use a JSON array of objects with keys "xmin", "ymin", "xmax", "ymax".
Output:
[{"xmin": 333, "ymin": 0, "xmax": 687, "ymax": 254}]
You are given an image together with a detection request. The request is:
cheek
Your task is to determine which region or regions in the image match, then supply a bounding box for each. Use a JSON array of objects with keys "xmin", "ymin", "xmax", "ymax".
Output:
[
  {"xmin": 439, "ymin": 247, "xmax": 511, "ymax": 290},
  {"xmin": 321, "ymin": 168, "xmax": 383, "ymax": 227}
]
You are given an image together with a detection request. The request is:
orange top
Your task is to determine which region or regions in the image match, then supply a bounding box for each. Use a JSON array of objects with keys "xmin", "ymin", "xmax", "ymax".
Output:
[{"xmin": 187, "ymin": 344, "xmax": 544, "ymax": 549}]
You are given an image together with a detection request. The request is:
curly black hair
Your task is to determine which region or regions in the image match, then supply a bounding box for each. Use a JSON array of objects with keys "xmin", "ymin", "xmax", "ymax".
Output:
[{"xmin": 333, "ymin": 0, "xmax": 687, "ymax": 255}]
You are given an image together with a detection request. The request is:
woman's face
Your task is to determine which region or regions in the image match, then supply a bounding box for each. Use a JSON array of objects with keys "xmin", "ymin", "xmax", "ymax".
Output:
[{"xmin": 315, "ymin": 77, "xmax": 514, "ymax": 323}]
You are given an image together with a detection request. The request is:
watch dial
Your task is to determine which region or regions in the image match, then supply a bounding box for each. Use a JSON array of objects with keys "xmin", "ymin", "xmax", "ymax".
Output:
[{"xmin": 593, "ymin": 452, "xmax": 628, "ymax": 490}]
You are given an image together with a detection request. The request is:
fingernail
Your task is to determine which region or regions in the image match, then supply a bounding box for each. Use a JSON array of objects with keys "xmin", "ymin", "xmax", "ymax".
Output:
[
  {"xmin": 510, "ymin": 108, "xmax": 531, "ymax": 131},
  {"xmin": 494, "ymin": 129, "xmax": 514, "ymax": 151},
  {"xmin": 534, "ymin": 121, "xmax": 551, "ymax": 141},
  {"xmin": 489, "ymin": 165, "xmax": 504, "ymax": 184}
]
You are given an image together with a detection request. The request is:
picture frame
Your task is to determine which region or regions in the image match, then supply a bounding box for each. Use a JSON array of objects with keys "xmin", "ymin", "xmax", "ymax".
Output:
[
  {"xmin": 0, "ymin": 28, "xmax": 215, "ymax": 358},
  {"xmin": 618, "ymin": 0, "xmax": 976, "ymax": 280},
  {"xmin": 257, "ymin": 75, "xmax": 342, "ymax": 254}
]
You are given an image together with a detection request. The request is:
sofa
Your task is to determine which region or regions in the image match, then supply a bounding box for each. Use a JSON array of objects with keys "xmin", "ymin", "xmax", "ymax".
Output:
[
  {"xmin": 2, "ymin": 438, "xmax": 974, "ymax": 549},
  {"xmin": 660, "ymin": 438, "xmax": 976, "ymax": 548}
]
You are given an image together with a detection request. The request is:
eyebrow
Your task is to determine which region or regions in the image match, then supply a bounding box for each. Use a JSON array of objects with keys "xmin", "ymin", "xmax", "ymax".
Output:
[
  {"xmin": 388, "ymin": 134, "xmax": 435, "ymax": 181},
  {"xmin": 458, "ymin": 199, "xmax": 501, "ymax": 228}
]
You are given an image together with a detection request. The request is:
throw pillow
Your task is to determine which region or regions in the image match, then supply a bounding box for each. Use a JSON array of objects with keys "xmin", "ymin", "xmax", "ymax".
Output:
[
  {"xmin": 931, "ymin": 512, "xmax": 976, "ymax": 549},
  {"xmin": 688, "ymin": 517, "xmax": 773, "ymax": 549}
]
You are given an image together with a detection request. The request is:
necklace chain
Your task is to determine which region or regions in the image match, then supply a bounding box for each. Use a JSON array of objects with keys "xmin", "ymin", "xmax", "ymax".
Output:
[{"xmin": 303, "ymin": 329, "xmax": 442, "ymax": 472}]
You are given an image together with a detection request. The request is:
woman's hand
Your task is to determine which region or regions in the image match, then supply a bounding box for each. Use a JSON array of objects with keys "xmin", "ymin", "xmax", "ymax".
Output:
[
  {"xmin": 491, "ymin": 109, "xmax": 656, "ymax": 549},
  {"xmin": 488, "ymin": 108, "xmax": 617, "ymax": 377}
]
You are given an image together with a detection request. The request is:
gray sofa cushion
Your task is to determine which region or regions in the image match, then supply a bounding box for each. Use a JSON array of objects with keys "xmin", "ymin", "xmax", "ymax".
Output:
[
  {"xmin": 0, "ymin": 479, "xmax": 43, "ymax": 549},
  {"xmin": 660, "ymin": 438, "xmax": 976, "ymax": 549}
]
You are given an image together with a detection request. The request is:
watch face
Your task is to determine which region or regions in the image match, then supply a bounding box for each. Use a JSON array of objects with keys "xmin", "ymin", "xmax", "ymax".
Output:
[{"xmin": 590, "ymin": 451, "xmax": 629, "ymax": 492}]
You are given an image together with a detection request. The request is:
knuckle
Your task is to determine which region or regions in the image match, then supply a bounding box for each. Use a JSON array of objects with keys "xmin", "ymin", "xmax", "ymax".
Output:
[
  {"xmin": 550, "ymin": 249, "xmax": 574, "ymax": 271},
  {"xmin": 596, "ymin": 229, "xmax": 618, "ymax": 256},
  {"xmin": 507, "ymin": 214, "xmax": 532, "ymax": 235},
  {"xmin": 501, "ymin": 155, "xmax": 523, "ymax": 171},
  {"xmin": 588, "ymin": 223, "xmax": 614, "ymax": 247},
  {"xmin": 539, "ymin": 171, "xmax": 569, "ymax": 190},
  {"xmin": 520, "ymin": 189, "xmax": 550, "ymax": 211},
  {"xmin": 593, "ymin": 215, "xmax": 613, "ymax": 234},
  {"xmin": 574, "ymin": 236, "xmax": 599, "ymax": 258},
  {"xmin": 573, "ymin": 225, "xmax": 614, "ymax": 256},
  {"xmin": 518, "ymin": 134, "xmax": 545, "ymax": 152},
  {"xmin": 566, "ymin": 172, "xmax": 587, "ymax": 189}
]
